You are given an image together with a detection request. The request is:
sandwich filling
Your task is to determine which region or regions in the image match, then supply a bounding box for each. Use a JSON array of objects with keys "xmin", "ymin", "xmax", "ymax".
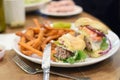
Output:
[{"xmin": 79, "ymin": 25, "xmax": 111, "ymax": 57}]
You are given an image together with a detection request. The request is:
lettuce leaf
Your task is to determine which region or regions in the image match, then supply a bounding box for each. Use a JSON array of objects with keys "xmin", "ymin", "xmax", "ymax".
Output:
[
  {"xmin": 100, "ymin": 37, "xmax": 108, "ymax": 50},
  {"xmin": 65, "ymin": 50, "xmax": 87, "ymax": 64}
]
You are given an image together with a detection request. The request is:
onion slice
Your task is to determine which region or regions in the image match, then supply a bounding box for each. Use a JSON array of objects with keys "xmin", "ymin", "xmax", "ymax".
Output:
[{"xmin": 86, "ymin": 25, "xmax": 105, "ymax": 37}]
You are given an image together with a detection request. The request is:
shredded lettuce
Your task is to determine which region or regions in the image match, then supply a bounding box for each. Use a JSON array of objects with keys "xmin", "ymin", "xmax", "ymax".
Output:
[
  {"xmin": 100, "ymin": 37, "xmax": 108, "ymax": 50},
  {"xmin": 65, "ymin": 50, "xmax": 87, "ymax": 64}
]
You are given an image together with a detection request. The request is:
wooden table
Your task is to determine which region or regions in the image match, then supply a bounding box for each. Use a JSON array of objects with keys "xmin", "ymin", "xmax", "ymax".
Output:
[{"xmin": 0, "ymin": 11, "xmax": 120, "ymax": 80}]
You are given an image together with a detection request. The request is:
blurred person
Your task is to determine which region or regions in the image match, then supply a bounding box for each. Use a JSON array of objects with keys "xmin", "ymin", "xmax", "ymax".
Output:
[{"xmin": 73, "ymin": 0, "xmax": 120, "ymax": 37}]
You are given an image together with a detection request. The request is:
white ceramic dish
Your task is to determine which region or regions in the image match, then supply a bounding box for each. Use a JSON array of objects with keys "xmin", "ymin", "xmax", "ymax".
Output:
[
  {"xmin": 25, "ymin": 0, "xmax": 51, "ymax": 11},
  {"xmin": 40, "ymin": 5, "xmax": 83, "ymax": 17},
  {"xmin": 13, "ymin": 30, "xmax": 120, "ymax": 67}
]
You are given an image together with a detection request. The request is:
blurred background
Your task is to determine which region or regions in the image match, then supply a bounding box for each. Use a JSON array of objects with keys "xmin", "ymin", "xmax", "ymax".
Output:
[
  {"xmin": 1, "ymin": 0, "xmax": 120, "ymax": 37},
  {"xmin": 26, "ymin": 0, "xmax": 120, "ymax": 37},
  {"xmin": 73, "ymin": 0, "xmax": 120, "ymax": 37}
]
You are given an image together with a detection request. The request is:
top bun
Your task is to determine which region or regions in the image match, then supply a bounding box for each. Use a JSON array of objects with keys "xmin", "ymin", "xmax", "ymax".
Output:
[{"xmin": 75, "ymin": 17, "xmax": 109, "ymax": 34}]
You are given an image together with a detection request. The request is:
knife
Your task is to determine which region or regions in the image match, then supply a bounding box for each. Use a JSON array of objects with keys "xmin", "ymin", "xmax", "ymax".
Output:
[{"xmin": 42, "ymin": 43, "xmax": 51, "ymax": 80}]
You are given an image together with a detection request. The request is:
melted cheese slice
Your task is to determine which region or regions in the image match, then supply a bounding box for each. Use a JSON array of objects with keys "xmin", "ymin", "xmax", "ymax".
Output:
[{"xmin": 58, "ymin": 34, "xmax": 86, "ymax": 51}]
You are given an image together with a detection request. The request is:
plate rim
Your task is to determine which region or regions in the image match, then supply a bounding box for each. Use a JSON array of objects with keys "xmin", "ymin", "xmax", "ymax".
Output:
[
  {"xmin": 40, "ymin": 5, "xmax": 83, "ymax": 17},
  {"xmin": 25, "ymin": 0, "xmax": 51, "ymax": 7},
  {"xmin": 24, "ymin": 0, "xmax": 51, "ymax": 11}
]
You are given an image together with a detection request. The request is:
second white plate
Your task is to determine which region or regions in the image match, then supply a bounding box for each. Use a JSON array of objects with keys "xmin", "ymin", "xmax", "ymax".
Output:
[
  {"xmin": 40, "ymin": 5, "xmax": 83, "ymax": 17},
  {"xmin": 25, "ymin": 0, "xmax": 51, "ymax": 11}
]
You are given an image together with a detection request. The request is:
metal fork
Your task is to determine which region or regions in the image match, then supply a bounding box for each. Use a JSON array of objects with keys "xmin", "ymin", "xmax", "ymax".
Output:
[{"xmin": 12, "ymin": 55, "xmax": 91, "ymax": 80}]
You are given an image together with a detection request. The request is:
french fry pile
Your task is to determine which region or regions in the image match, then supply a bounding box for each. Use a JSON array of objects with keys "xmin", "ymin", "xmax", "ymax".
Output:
[{"xmin": 16, "ymin": 18, "xmax": 74, "ymax": 60}]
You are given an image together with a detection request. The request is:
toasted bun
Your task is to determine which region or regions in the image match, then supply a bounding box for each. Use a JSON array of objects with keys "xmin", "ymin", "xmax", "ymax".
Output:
[{"xmin": 75, "ymin": 17, "xmax": 109, "ymax": 34}]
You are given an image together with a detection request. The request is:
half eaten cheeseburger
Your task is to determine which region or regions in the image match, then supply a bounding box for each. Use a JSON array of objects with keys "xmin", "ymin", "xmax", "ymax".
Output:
[
  {"xmin": 75, "ymin": 17, "xmax": 111, "ymax": 57},
  {"xmin": 53, "ymin": 17, "xmax": 111, "ymax": 64},
  {"xmin": 53, "ymin": 33, "xmax": 87, "ymax": 63}
]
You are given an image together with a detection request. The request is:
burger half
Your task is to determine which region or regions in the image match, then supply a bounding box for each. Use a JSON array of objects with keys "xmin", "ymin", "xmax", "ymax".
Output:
[
  {"xmin": 53, "ymin": 33, "xmax": 87, "ymax": 64},
  {"xmin": 75, "ymin": 17, "xmax": 111, "ymax": 57}
]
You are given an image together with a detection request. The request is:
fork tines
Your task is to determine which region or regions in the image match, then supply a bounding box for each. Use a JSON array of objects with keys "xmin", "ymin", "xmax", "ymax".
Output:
[{"xmin": 12, "ymin": 55, "xmax": 36, "ymax": 74}]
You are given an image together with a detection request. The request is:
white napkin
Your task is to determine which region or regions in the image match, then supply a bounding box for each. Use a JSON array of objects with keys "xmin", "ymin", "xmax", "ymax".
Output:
[{"xmin": 0, "ymin": 33, "xmax": 15, "ymax": 50}]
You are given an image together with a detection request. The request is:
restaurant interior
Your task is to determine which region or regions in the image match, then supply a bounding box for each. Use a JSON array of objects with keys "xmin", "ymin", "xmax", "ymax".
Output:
[{"xmin": 0, "ymin": 0, "xmax": 120, "ymax": 80}]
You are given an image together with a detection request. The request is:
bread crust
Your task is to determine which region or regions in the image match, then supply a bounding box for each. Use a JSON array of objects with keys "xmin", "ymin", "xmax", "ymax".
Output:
[{"xmin": 75, "ymin": 17, "xmax": 109, "ymax": 34}]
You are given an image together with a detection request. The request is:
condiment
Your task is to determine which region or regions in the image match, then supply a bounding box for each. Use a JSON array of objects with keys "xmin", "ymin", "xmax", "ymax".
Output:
[
  {"xmin": 0, "ymin": 45, "xmax": 5, "ymax": 61},
  {"xmin": 4, "ymin": 0, "xmax": 25, "ymax": 27},
  {"xmin": 53, "ymin": 22, "xmax": 71, "ymax": 29},
  {"xmin": 0, "ymin": 48, "xmax": 3, "ymax": 61},
  {"xmin": 0, "ymin": 0, "xmax": 6, "ymax": 32}
]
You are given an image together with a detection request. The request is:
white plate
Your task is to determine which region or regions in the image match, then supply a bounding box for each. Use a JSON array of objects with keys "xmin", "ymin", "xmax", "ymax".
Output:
[
  {"xmin": 25, "ymin": 0, "xmax": 51, "ymax": 11},
  {"xmin": 40, "ymin": 5, "xmax": 83, "ymax": 17},
  {"xmin": 13, "ymin": 30, "xmax": 120, "ymax": 67}
]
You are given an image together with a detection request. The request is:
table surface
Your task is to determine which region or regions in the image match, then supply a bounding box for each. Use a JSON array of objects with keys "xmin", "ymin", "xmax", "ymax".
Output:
[{"xmin": 0, "ymin": 11, "xmax": 120, "ymax": 80}]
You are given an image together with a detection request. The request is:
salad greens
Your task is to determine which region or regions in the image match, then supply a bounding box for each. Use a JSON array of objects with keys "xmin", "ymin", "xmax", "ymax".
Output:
[
  {"xmin": 65, "ymin": 50, "xmax": 87, "ymax": 64},
  {"xmin": 100, "ymin": 37, "xmax": 108, "ymax": 50}
]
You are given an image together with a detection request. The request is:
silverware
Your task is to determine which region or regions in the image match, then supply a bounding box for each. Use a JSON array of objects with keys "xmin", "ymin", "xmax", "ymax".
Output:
[
  {"xmin": 13, "ymin": 55, "xmax": 91, "ymax": 80},
  {"xmin": 12, "ymin": 55, "xmax": 43, "ymax": 74},
  {"xmin": 42, "ymin": 43, "xmax": 51, "ymax": 80}
]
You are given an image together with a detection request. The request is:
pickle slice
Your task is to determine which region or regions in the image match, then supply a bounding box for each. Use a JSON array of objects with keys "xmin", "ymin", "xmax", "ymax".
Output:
[{"xmin": 53, "ymin": 22, "xmax": 71, "ymax": 29}]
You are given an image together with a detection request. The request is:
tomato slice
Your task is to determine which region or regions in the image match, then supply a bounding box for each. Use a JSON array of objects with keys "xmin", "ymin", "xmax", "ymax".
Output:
[{"xmin": 82, "ymin": 27, "xmax": 102, "ymax": 41}]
